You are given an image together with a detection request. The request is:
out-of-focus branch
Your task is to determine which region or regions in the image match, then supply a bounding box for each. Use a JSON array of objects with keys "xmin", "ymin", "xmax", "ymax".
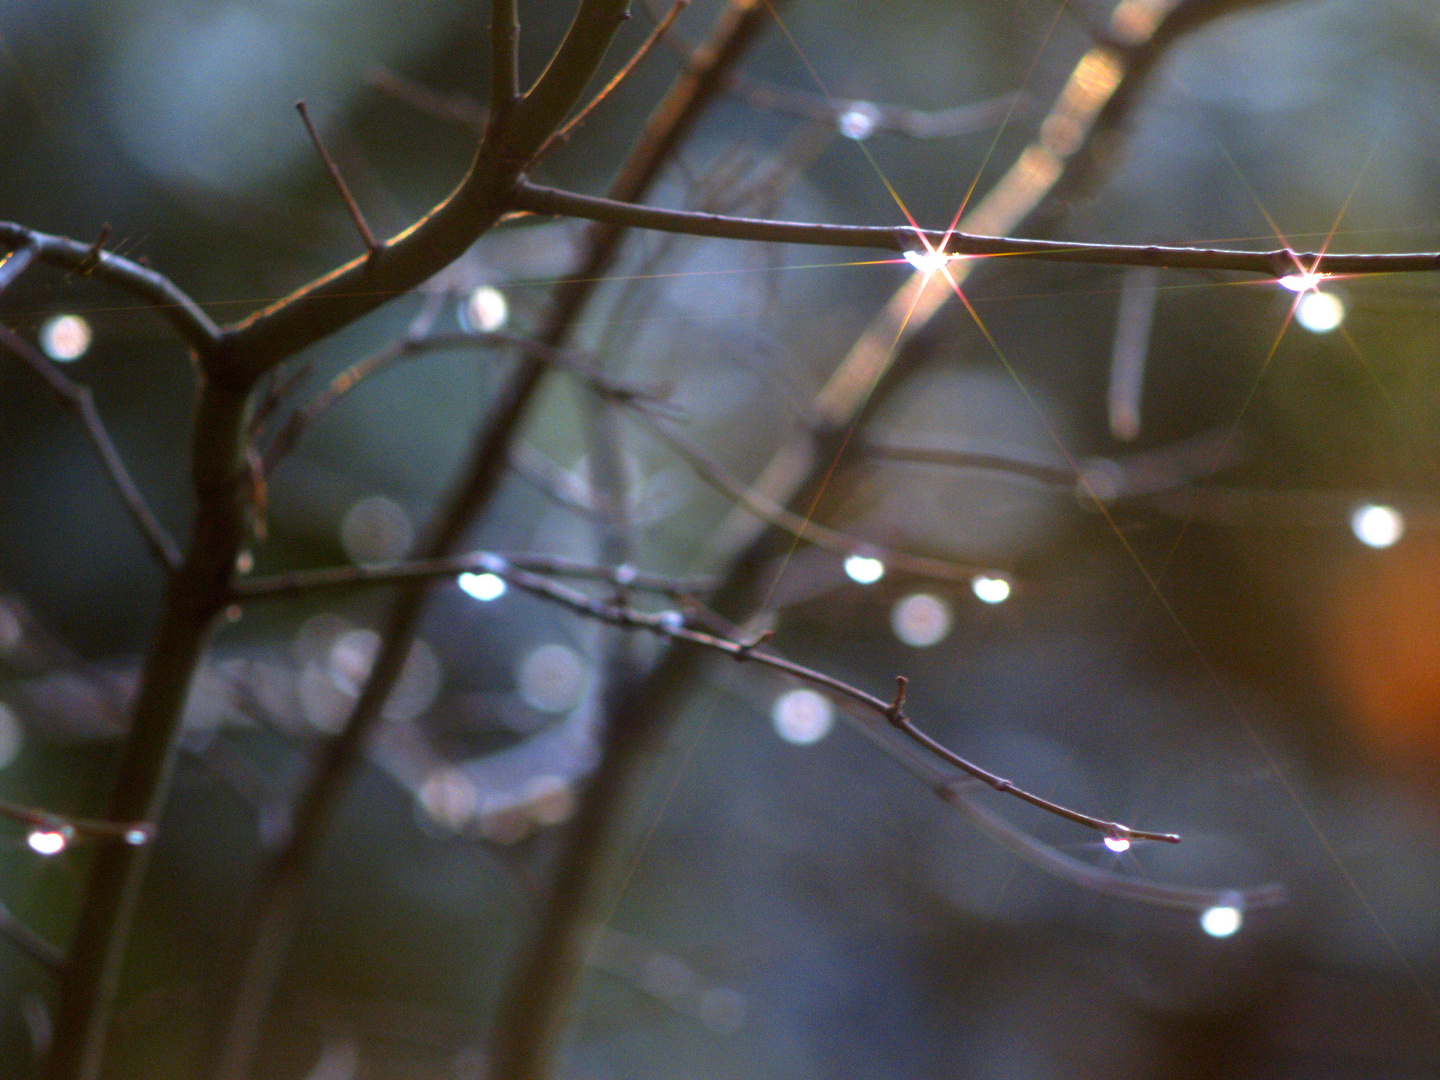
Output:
[
  {"xmin": 0, "ymin": 902, "xmax": 63, "ymax": 971},
  {"xmin": 0, "ymin": 325, "xmax": 182, "ymax": 570},
  {"xmin": 637, "ymin": 415, "xmax": 988, "ymax": 580}
]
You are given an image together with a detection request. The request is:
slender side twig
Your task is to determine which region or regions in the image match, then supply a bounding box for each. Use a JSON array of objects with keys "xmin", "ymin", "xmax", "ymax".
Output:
[
  {"xmin": 478, "ymin": 562, "xmax": 1178, "ymax": 844},
  {"xmin": 369, "ymin": 67, "xmax": 488, "ymax": 128},
  {"xmin": 0, "ymin": 799, "xmax": 152, "ymax": 847},
  {"xmin": 260, "ymin": 329, "xmax": 676, "ymax": 474},
  {"xmin": 491, "ymin": 0, "xmax": 520, "ymax": 115},
  {"xmin": 732, "ymin": 76, "xmax": 1024, "ymax": 139},
  {"xmin": 536, "ymin": 0, "xmax": 691, "ymax": 160},
  {"xmin": 636, "ymin": 414, "xmax": 989, "ymax": 580},
  {"xmin": 0, "ymin": 902, "xmax": 63, "ymax": 971},
  {"xmin": 295, "ymin": 101, "xmax": 381, "ymax": 259},
  {"xmin": 511, "ymin": 181, "xmax": 1440, "ymax": 278},
  {"xmin": 1108, "ymin": 265, "xmax": 1159, "ymax": 441},
  {"xmin": 230, "ymin": 551, "xmax": 712, "ymax": 600},
  {"xmin": 0, "ymin": 325, "xmax": 182, "ymax": 570},
  {"xmin": 859, "ymin": 425, "xmax": 1246, "ymax": 502}
]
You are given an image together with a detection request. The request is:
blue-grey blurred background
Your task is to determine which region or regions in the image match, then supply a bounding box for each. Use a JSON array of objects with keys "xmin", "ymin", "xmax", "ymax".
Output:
[{"xmin": 3, "ymin": 0, "xmax": 1440, "ymax": 1076}]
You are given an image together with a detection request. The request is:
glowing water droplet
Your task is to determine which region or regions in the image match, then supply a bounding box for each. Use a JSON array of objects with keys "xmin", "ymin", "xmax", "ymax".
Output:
[
  {"xmin": 39, "ymin": 315, "xmax": 92, "ymax": 361},
  {"xmin": 843, "ymin": 554, "xmax": 885, "ymax": 584},
  {"xmin": 903, "ymin": 249, "xmax": 952, "ymax": 275},
  {"xmin": 1200, "ymin": 891, "xmax": 1244, "ymax": 937},
  {"xmin": 1103, "ymin": 834, "xmax": 1131, "ymax": 853},
  {"xmin": 1351, "ymin": 503, "xmax": 1403, "ymax": 549},
  {"xmin": 1278, "ymin": 272, "xmax": 1324, "ymax": 293},
  {"xmin": 771, "ymin": 688, "xmax": 834, "ymax": 745},
  {"xmin": 124, "ymin": 827, "xmax": 151, "ymax": 846},
  {"xmin": 27, "ymin": 829, "xmax": 67, "ymax": 856},
  {"xmin": 461, "ymin": 285, "xmax": 508, "ymax": 332},
  {"xmin": 837, "ymin": 102, "xmax": 879, "ymax": 140},
  {"xmin": 1296, "ymin": 291, "xmax": 1344, "ymax": 333},
  {"xmin": 971, "ymin": 574, "xmax": 1011, "ymax": 604},
  {"xmin": 458, "ymin": 572, "xmax": 506, "ymax": 601}
]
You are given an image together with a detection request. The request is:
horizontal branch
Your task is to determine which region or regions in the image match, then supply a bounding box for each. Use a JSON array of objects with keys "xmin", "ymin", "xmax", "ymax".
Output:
[
  {"xmin": 230, "ymin": 551, "xmax": 712, "ymax": 600},
  {"xmin": 511, "ymin": 181, "xmax": 1440, "ymax": 278},
  {"xmin": 0, "ymin": 225, "xmax": 221, "ymax": 357}
]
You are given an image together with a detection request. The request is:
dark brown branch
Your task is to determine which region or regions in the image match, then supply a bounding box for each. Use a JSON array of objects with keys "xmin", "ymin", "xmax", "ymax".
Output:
[
  {"xmin": 0, "ymin": 225, "xmax": 220, "ymax": 355},
  {"xmin": 491, "ymin": 0, "xmax": 520, "ymax": 115},
  {"xmin": 0, "ymin": 325, "xmax": 182, "ymax": 570},
  {"xmin": 511, "ymin": 180, "xmax": 1440, "ymax": 278},
  {"xmin": 295, "ymin": 101, "xmax": 380, "ymax": 258},
  {"xmin": 536, "ymin": 0, "xmax": 691, "ymax": 160}
]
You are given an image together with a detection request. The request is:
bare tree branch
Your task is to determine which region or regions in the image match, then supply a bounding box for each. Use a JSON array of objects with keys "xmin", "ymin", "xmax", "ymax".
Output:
[
  {"xmin": 0, "ymin": 325, "xmax": 182, "ymax": 570},
  {"xmin": 0, "ymin": 225, "xmax": 221, "ymax": 355},
  {"xmin": 511, "ymin": 180, "xmax": 1440, "ymax": 278}
]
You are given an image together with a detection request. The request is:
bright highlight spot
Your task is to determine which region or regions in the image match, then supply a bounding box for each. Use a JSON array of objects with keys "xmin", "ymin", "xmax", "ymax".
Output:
[
  {"xmin": 458, "ymin": 572, "xmax": 506, "ymax": 601},
  {"xmin": 124, "ymin": 828, "xmax": 151, "ymax": 846},
  {"xmin": 1351, "ymin": 503, "xmax": 1404, "ymax": 549},
  {"xmin": 1295, "ymin": 291, "xmax": 1344, "ymax": 333},
  {"xmin": 1200, "ymin": 898, "xmax": 1243, "ymax": 938},
  {"xmin": 1278, "ymin": 272, "xmax": 1324, "ymax": 293},
  {"xmin": 837, "ymin": 102, "xmax": 879, "ymax": 140},
  {"xmin": 1103, "ymin": 834, "xmax": 1131, "ymax": 853},
  {"xmin": 903, "ymin": 249, "xmax": 953, "ymax": 275},
  {"xmin": 771, "ymin": 688, "xmax": 834, "ymax": 745},
  {"xmin": 27, "ymin": 829, "xmax": 67, "ymax": 856},
  {"xmin": 891, "ymin": 593, "xmax": 952, "ymax": 647},
  {"xmin": 39, "ymin": 314, "xmax": 92, "ymax": 361},
  {"xmin": 843, "ymin": 554, "xmax": 885, "ymax": 584},
  {"xmin": 461, "ymin": 285, "xmax": 508, "ymax": 333},
  {"xmin": 971, "ymin": 574, "xmax": 1011, "ymax": 604}
]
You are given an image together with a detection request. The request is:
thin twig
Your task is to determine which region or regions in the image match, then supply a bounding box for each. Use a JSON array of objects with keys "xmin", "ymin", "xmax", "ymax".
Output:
[
  {"xmin": 0, "ymin": 901, "xmax": 63, "ymax": 970},
  {"xmin": 0, "ymin": 799, "xmax": 153, "ymax": 847},
  {"xmin": 512, "ymin": 180, "xmax": 1440, "ymax": 278},
  {"xmin": 0, "ymin": 325, "xmax": 182, "ymax": 570},
  {"xmin": 636, "ymin": 414, "xmax": 989, "ymax": 580},
  {"xmin": 731, "ymin": 77, "xmax": 1025, "ymax": 139},
  {"xmin": 260, "ymin": 330, "xmax": 678, "ymax": 474},
  {"xmin": 475, "ymin": 561, "xmax": 1178, "ymax": 845},
  {"xmin": 535, "ymin": 0, "xmax": 691, "ymax": 160},
  {"xmin": 368, "ymin": 67, "xmax": 487, "ymax": 128},
  {"xmin": 229, "ymin": 551, "xmax": 712, "ymax": 600},
  {"xmin": 295, "ymin": 101, "xmax": 381, "ymax": 259}
]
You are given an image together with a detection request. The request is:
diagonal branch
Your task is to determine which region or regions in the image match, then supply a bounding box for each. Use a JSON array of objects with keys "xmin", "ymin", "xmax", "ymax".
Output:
[{"xmin": 0, "ymin": 324, "xmax": 182, "ymax": 570}]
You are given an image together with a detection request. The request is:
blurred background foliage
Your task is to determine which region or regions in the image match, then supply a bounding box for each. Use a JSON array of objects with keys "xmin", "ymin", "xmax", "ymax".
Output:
[{"xmin": 3, "ymin": 0, "xmax": 1440, "ymax": 1076}]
